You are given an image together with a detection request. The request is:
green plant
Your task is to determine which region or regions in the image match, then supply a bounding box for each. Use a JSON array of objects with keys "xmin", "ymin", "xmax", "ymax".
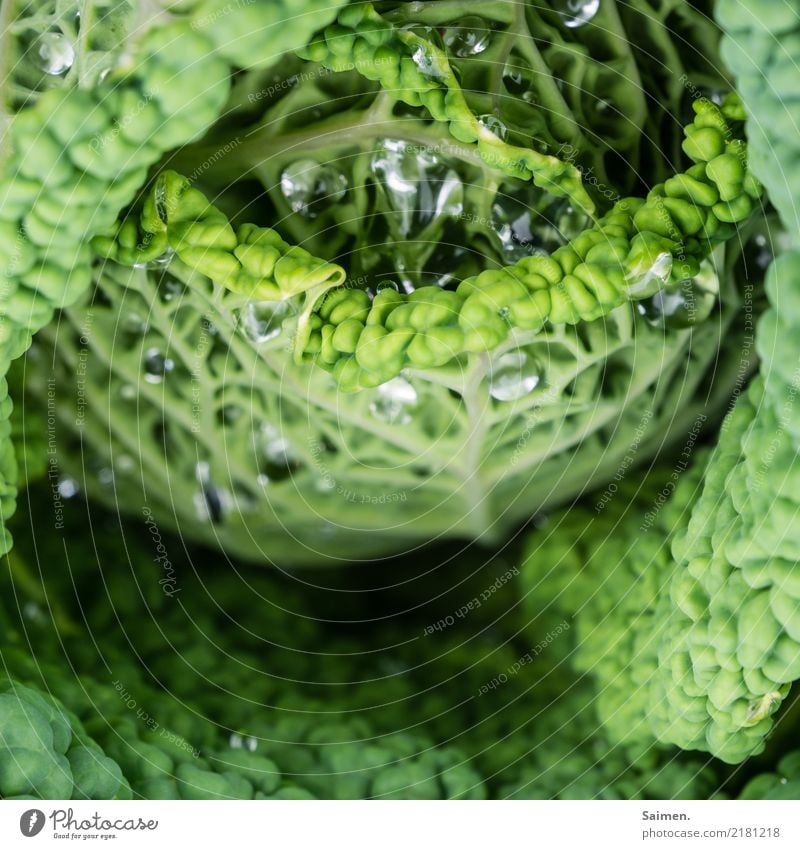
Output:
[
  {"xmin": 2, "ymin": 0, "xmax": 800, "ymax": 801},
  {"xmin": 7, "ymin": 0, "xmax": 764, "ymax": 564}
]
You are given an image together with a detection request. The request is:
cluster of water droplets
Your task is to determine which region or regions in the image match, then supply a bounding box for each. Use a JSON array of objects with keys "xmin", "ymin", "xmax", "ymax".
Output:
[{"xmin": 280, "ymin": 159, "xmax": 348, "ymax": 218}]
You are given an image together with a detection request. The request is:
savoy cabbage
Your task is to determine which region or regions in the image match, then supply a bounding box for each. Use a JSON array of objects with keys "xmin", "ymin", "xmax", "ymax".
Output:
[{"xmin": 1, "ymin": 0, "xmax": 799, "ymax": 801}]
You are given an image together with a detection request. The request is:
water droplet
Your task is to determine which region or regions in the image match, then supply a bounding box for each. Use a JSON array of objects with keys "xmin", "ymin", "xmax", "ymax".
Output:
[
  {"xmin": 740, "ymin": 232, "xmax": 774, "ymax": 284},
  {"xmin": 369, "ymin": 377, "xmax": 418, "ymax": 425},
  {"xmin": 155, "ymin": 271, "xmax": 186, "ymax": 303},
  {"xmin": 57, "ymin": 476, "xmax": 79, "ymax": 499},
  {"xmin": 594, "ymin": 98, "xmax": 612, "ymax": 115},
  {"xmin": 534, "ymin": 197, "xmax": 589, "ymax": 250},
  {"xmin": 372, "ymin": 139, "xmax": 463, "ymax": 238},
  {"xmin": 120, "ymin": 384, "xmax": 137, "ymax": 401},
  {"xmin": 97, "ymin": 467, "xmax": 114, "ymax": 487},
  {"xmin": 315, "ymin": 474, "xmax": 337, "ymax": 493},
  {"xmin": 143, "ymin": 348, "xmax": 175, "ymax": 384},
  {"xmin": 217, "ymin": 405, "xmax": 243, "ymax": 426},
  {"xmin": 121, "ymin": 313, "xmax": 148, "ymax": 337},
  {"xmin": 401, "ymin": 25, "xmax": 446, "ymax": 79},
  {"xmin": 280, "ymin": 159, "xmax": 347, "ymax": 218},
  {"xmin": 502, "ymin": 64, "xmax": 530, "ymax": 97},
  {"xmin": 637, "ymin": 270, "xmax": 717, "ymax": 330},
  {"xmin": 194, "ymin": 461, "xmax": 229, "ymax": 524},
  {"xmin": 488, "ymin": 351, "xmax": 543, "ymax": 401},
  {"xmin": 259, "ymin": 423, "xmax": 299, "ymax": 474},
  {"xmin": 492, "ymin": 191, "xmax": 537, "ymax": 261},
  {"xmin": 34, "ymin": 32, "xmax": 75, "ymax": 76},
  {"xmin": 229, "ymin": 732, "xmax": 244, "ymax": 749},
  {"xmin": 411, "ymin": 44, "xmax": 442, "ymax": 79},
  {"xmin": 477, "ymin": 114, "xmax": 508, "ymax": 141},
  {"xmin": 444, "ymin": 16, "xmax": 492, "ymax": 57},
  {"xmin": 240, "ymin": 300, "xmax": 294, "ymax": 344},
  {"xmin": 501, "ymin": 60, "xmax": 540, "ymax": 103},
  {"xmin": 133, "ymin": 249, "xmax": 174, "ymax": 271},
  {"xmin": 530, "ymin": 137, "xmax": 549, "ymax": 154},
  {"xmin": 318, "ymin": 521, "xmax": 339, "ymax": 538},
  {"xmin": 115, "ymin": 454, "xmax": 135, "ymax": 473},
  {"xmin": 75, "ymin": 48, "xmax": 117, "ymax": 86},
  {"xmin": 423, "ymin": 226, "xmax": 470, "ymax": 289},
  {"xmin": 626, "ymin": 251, "xmax": 673, "ymax": 297},
  {"xmin": 22, "ymin": 601, "xmax": 45, "ymax": 624},
  {"xmin": 556, "ymin": 0, "xmax": 601, "ymax": 28}
]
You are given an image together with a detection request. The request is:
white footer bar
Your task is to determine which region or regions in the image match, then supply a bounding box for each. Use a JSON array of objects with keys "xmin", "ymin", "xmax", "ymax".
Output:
[{"xmin": 1, "ymin": 800, "xmax": 797, "ymax": 848}]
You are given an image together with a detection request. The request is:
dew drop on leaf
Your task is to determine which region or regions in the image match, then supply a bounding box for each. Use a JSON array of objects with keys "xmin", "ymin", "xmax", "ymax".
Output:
[
  {"xmin": 115, "ymin": 454, "xmax": 135, "ymax": 474},
  {"xmin": 444, "ymin": 16, "xmax": 492, "ymax": 57},
  {"xmin": 121, "ymin": 313, "xmax": 148, "ymax": 338},
  {"xmin": 280, "ymin": 159, "xmax": 347, "ymax": 218},
  {"xmin": 132, "ymin": 249, "xmax": 174, "ymax": 271},
  {"xmin": 34, "ymin": 32, "xmax": 75, "ymax": 76},
  {"xmin": 488, "ymin": 351, "xmax": 543, "ymax": 401},
  {"xmin": 477, "ymin": 114, "xmax": 508, "ymax": 141},
  {"xmin": 194, "ymin": 461, "xmax": 229, "ymax": 524},
  {"xmin": 491, "ymin": 190, "xmax": 538, "ymax": 261},
  {"xmin": 637, "ymin": 264, "xmax": 718, "ymax": 329},
  {"xmin": 258, "ymin": 423, "xmax": 299, "ymax": 479},
  {"xmin": 369, "ymin": 377, "xmax": 418, "ymax": 425},
  {"xmin": 372, "ymin": 140, "xmax": 463, "ymax": 238},
  {"xmin": 626, "ymin": 251, "xmax": 673, "ymax": 297},
  {"xmin": 217, "ymin": 405, "xmax": 243, "ymax": 426},
  {"xmin": 315, "ymin": 474, "xmax": 337, "ymax": 493},
  {"xmin": 555, "ymin": 0, "xmax": 601, "ymax": 29},
  {"xmin": 57, "ymin": 476, "xmax": 79, "ymax": 499},
  {"xmin": 401, "ymin": 25, "xmax": 446, "ymax": 79},
  {"xmin": 502, "ymin": 64, "xmax": 531, "ymax": 97},
  {"xmin": 143, "ymin": 348, "xmax": 174, "ymax": 384},
  {"xmin": 240, "ymin": 300, "xmax": 294, "ymax": 344},
  {"xmin": 155, "ymin": 272, "xmax": 186, "ymax": 303}
]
